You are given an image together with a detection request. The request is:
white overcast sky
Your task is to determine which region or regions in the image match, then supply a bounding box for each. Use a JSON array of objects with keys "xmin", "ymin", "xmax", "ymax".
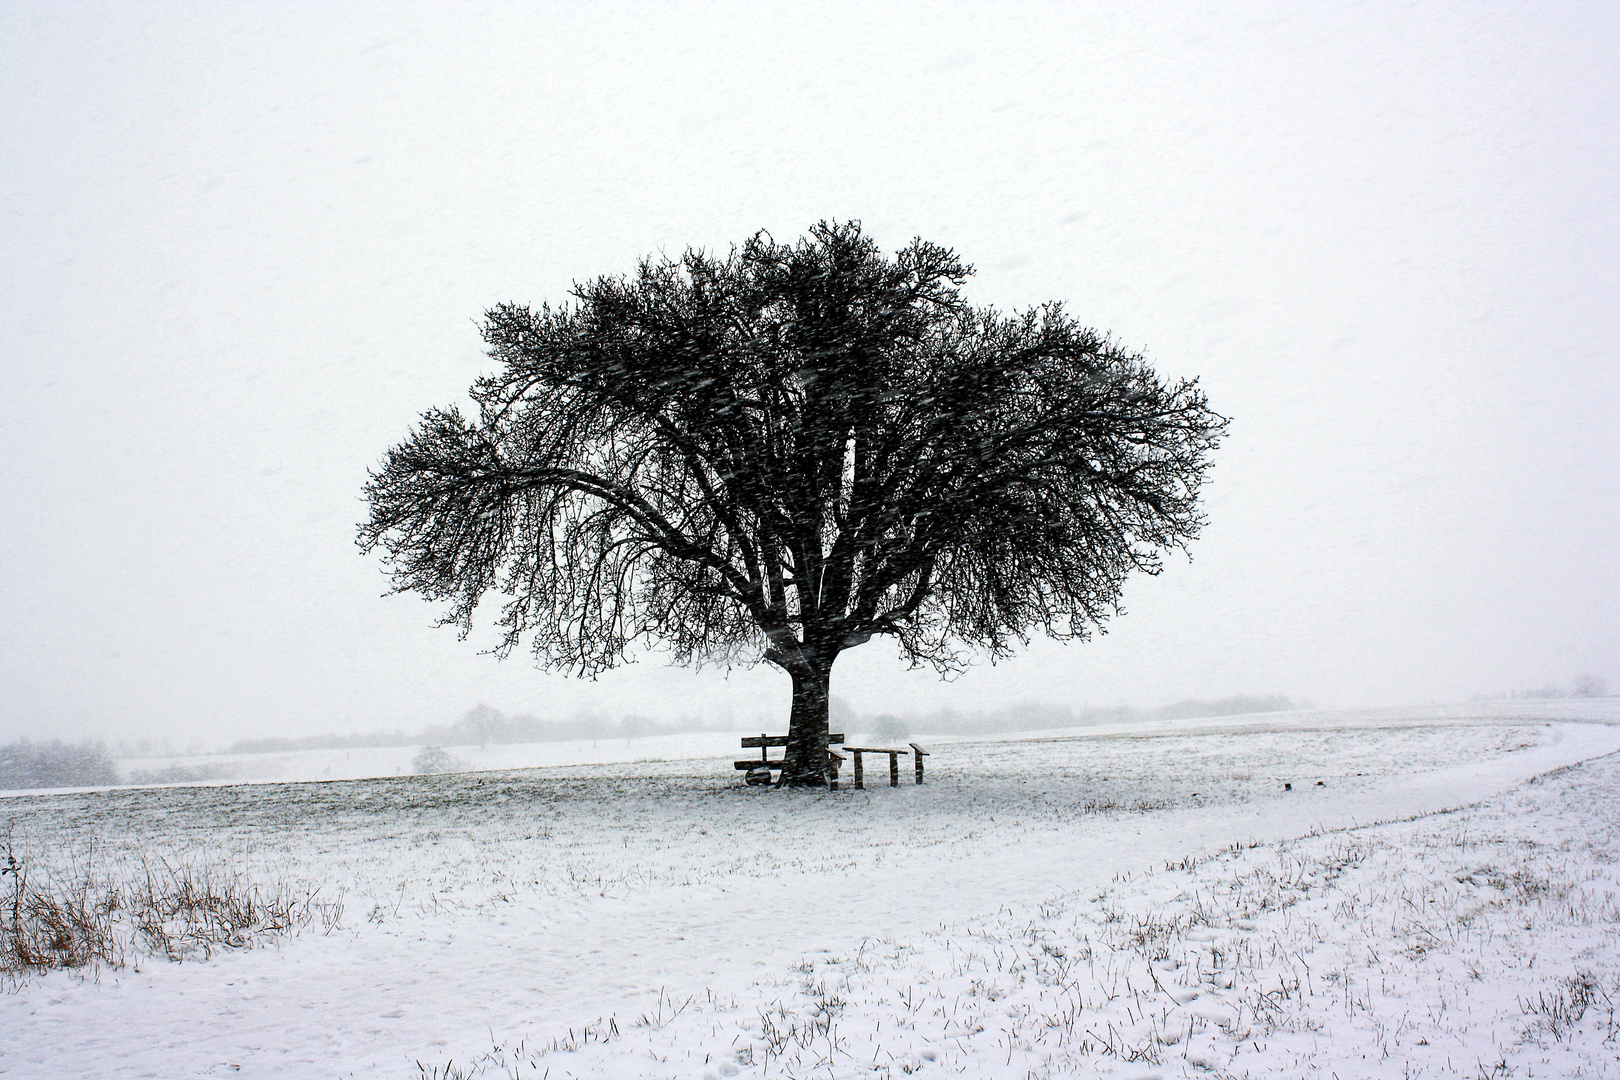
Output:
[{"xmin": 2, "ymin": 2, "xmax": 1616, "ymax": 747}]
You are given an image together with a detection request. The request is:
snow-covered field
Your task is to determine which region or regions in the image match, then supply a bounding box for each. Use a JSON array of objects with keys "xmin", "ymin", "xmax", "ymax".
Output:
[{"xmin": 4, "ymin": 702, "xmax": 1619, "ymax": 1079}]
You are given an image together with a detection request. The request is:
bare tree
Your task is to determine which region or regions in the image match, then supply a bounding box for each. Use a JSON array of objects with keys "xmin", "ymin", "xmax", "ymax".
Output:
[{"xmin": 359, "ymin": 222, "xmax": 1227, "ymax": 785}]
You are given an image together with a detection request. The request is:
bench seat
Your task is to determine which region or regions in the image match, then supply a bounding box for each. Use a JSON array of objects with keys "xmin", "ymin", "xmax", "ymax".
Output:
[{"xmin": 735, "ymin": 734, "xmax": 846, "ymax": 788}]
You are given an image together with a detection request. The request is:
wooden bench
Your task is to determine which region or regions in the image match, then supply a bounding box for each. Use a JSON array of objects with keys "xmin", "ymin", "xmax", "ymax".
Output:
[
  {"xmin": 735, "ymin": 733, "xmax": 846, "ymax": 788},
  {"xmin": 840, "ymin": 742, "xmax": 930, "ymax": 788}
]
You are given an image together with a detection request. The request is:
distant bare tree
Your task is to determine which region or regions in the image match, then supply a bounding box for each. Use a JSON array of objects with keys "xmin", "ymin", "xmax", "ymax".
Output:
[
  {"xmin": 455, "ymin": 703, "xmax": 506, "ymax": 747},
  {"xmin": 359, "ymin": 222, "xmax": 1226, "ymax": 785},
  {"xmin": 411, "ymin": 746, "xmax": 456, "ymax": 774}
]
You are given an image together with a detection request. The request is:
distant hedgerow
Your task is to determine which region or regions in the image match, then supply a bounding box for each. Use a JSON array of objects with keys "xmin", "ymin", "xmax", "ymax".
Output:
[{"xmin": 0, "ymin": 739, "xmax": 119, "ymax": 789}]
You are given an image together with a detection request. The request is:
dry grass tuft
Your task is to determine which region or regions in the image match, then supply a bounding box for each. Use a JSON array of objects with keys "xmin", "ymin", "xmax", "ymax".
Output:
[
  {"xmin": 1, "ymin": 839, "xmax": 340, "ymax": 980},
  {"xmin": 0, "ymin": 847, "xmax": 121, "ymax": 972}
]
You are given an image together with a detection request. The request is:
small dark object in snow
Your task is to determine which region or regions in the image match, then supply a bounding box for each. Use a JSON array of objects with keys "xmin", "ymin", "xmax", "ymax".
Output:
[
  {"xmin": 1317, "ymin": 780, "xmax": 1325, "ymax": 786},
  {"xmin": 1284, "ymin": 782, "xmax": 1292, "ymax": 791},
  {"xmin": 745, "ymin": 766, "xmax": 773, "ymax": 786}
]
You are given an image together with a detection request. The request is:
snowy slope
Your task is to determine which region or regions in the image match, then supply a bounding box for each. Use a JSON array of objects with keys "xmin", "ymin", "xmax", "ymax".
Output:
[{"xmin": 2, "ymin": 704, "xmax": 1617, "ymax": 1078}]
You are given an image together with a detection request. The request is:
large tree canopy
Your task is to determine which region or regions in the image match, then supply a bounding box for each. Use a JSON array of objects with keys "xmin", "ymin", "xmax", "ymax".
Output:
[{"xmin": 359, "ymin": 222, "xmax": 1227, "ymax": 784}]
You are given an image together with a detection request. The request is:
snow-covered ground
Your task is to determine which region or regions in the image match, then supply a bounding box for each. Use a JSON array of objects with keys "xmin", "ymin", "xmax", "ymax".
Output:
[
  {"xmin": 3, "ymin": 702, "xmax": 1619, "ymax": 1078},
  {"xmin": 90, "ymin": 700, "xmax": 1620, "ymax": 791}
]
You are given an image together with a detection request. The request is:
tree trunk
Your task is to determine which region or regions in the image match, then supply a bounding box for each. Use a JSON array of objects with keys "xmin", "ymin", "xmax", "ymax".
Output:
[{"xmin": 779, "ymin": 660, "xmax": 835, "ymax": 787}]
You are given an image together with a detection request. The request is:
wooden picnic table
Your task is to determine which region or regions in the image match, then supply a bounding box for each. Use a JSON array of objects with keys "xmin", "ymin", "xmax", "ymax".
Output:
[{"xmin": 840, "ymin": 742, "xmax": 929, "ymax": 788}]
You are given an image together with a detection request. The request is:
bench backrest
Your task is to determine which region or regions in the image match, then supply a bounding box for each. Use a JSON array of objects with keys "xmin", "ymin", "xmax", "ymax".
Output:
[{"xmin": 740, "ymin": 733, "xmax": 845, "ymax": 749}]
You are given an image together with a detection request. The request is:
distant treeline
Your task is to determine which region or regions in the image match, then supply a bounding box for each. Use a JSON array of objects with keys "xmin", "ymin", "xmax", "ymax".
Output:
[
  {"xmin": 224, "ymin": 705, "xmax": 728, "ymax": 755},
  {"xmin": 1471, "ymin": 675, "xmax": 1608, "ymax": 701},
  {"xmin": 876, "ymin": 695, "xmax": 1302, "ymax": 739},
  {"xmin": 0, "ymin": 739, "xmax": 119, "ymax": 789},
  {"xmin": 218, "ymin": 695, "xmax": 1303, "ymax": 756},
  {"xmin": 1140, "ymin": 694, "xmax": 1302, "ymax": 722}
]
